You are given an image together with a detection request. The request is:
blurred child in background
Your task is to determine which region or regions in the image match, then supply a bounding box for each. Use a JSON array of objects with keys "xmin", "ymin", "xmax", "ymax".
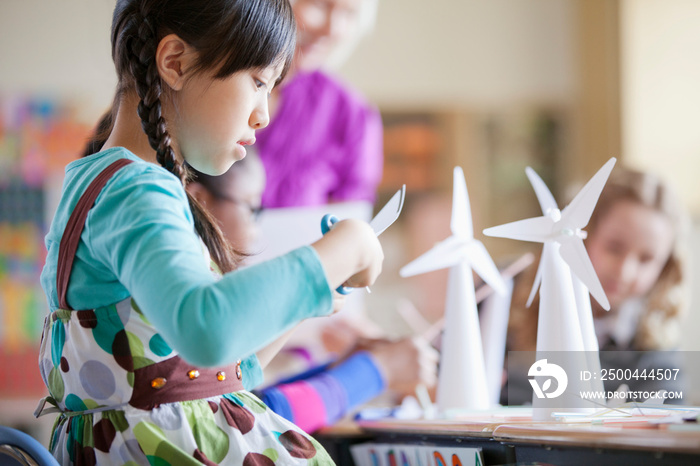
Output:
[{"xmin": 585, "ymin": 168, "xmax": 689, "ymax": 351}]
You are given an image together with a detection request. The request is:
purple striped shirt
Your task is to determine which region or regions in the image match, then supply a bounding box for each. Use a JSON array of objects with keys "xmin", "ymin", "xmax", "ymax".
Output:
[{"xmin": 257, "ymin": 70, "xmax": 384, "ymax": 208}]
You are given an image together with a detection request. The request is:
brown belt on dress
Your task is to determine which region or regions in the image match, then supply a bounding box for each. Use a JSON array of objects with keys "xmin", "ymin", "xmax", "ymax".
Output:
[{"xmin": 129, "ymin": 355, "xmax": 244, "ymax": 410}]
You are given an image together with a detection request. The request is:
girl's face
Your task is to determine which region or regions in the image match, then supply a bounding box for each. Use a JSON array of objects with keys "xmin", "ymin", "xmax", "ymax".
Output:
[
  {"xmin": 205, "ymin": 159, "xmax": 265, "ymax": 251},
  {"xmin": 586, "ymin": 200, "xmax": 675, "ymax": 311},
  {"xmin": 292, "ymin": 0, "xmax": 363, "ymax": 70},
  {"xmin": 174, "ymin": 64, "xmax": 282, "ymax": 175}
]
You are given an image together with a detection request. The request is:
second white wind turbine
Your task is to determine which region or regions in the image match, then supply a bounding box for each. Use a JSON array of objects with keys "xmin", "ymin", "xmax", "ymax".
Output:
[{"xmin": 400, "ymin": 167, "xmax": 506, "ymax": 413}]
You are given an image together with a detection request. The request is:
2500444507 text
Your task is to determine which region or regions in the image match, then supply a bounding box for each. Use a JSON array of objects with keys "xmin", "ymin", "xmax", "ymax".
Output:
[{"xmin": 580, "ymin": 368, "xmax": 680, "ymax": 382}]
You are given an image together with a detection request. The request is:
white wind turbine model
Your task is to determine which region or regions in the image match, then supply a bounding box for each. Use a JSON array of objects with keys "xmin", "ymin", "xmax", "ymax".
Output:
[
  {"xmin": 483, "ymin": 158, "xmax": 616, "ymax": 420},
  {"xmin": 400, "ymin": 167, "xmax": 506, "ymax": 413},
  {"xmin": 523, "ymin": 166, "xmax": 606, "ymax": 397}
]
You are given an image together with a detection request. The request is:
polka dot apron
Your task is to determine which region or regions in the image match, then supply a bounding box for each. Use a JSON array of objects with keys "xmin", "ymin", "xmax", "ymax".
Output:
[{"xmin": 35, "ymin": 159, "xmax": 335, "ymax": 465}]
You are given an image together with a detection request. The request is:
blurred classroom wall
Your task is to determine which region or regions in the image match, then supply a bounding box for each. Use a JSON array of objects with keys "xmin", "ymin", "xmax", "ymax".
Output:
[{"xmin": 619, "ymin": 0, "xmax": 700, "ymax": 394}]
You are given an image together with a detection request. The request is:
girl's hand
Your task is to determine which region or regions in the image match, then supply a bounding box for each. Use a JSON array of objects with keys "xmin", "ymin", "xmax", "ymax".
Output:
[{"xmin": 311, "ymin": 218, "xmax": 384, "ymax": 291}]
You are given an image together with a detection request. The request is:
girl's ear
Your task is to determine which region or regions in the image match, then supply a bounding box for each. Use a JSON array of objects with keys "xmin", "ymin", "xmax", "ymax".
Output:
[{"xmin": 156, "ymin": 34, "xmax": 195, "ymax": 91}]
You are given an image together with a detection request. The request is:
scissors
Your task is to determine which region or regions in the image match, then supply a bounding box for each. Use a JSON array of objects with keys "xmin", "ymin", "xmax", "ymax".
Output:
[{"xmin": 321, "ymin": 184, "xmax": 406, "ymax": 294}]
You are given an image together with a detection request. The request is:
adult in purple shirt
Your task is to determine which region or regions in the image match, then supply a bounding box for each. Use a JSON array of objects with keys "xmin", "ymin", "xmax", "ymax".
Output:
[
  {"xmin": 256, "ymin": 0, "xmax": 383, "ymax": 208},
  {"xmin": 255, "ymin": 0, "xmax": 433, "ymax": 427}
]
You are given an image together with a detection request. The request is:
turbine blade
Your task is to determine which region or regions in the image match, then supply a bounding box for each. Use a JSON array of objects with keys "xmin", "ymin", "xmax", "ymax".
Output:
[
  {"xmin": 451, "ymin": 166, "xmax": 473, "ymax": 239},
  {"xmin": 483, "ymin": 216, "xmax": 554, "ymax": 243},
  {"xmin": 526, "ymin": 249, "xmax": 545, "ymax": 307},
  {"xmin": 399, "ymin": 238, "xmax": 465, "ymax": 277},
  {"xmin": 466, "ymin": 241, "xmax": 507, "ymax": 295},
  {"xmin": 559, "ymin": 239, "xmax": 610, "ymax": 310},
  {"xmin": 525, "ymin": 166, "xmax": 558, "ymax": 213},
  {"xmin": 561, "ymin": 158, "xmax": 616, "ymax": 228}
]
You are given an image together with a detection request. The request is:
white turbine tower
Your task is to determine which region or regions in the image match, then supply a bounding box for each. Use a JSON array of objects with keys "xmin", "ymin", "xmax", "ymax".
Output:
[
  {"xmin": 483, "ymin": 158, "xmax": 616, "ymax": 419},
  {"xmin": 400, "ymin": 167, "xmax": 506, "ymax": 413}
]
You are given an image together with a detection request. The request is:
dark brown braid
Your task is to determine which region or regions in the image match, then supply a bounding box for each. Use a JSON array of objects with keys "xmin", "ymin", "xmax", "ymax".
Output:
[{"xmin": 128, "ymin": 11, "xmax": 181, "ymax": 178}]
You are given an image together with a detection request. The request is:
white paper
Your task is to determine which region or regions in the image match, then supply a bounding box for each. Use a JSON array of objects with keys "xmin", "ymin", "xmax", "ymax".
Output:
[
  {"xmin": 248, "ymin": 201, "xmax": 373, "ymax": 377},
  {"xmin": 249, "ymin": 201, "xmax": 373, "ymax": 265}
]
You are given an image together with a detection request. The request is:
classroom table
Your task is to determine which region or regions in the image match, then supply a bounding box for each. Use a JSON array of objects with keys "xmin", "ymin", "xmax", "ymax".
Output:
[{"xmin": 314, "ymin": 411, "xmax": 700, "ymax": 466}]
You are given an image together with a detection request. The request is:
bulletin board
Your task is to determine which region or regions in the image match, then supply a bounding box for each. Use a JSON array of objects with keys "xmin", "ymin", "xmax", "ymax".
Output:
[{"xmin": 0, "ymin": 96, "xmax": 90, "ymax": 398}]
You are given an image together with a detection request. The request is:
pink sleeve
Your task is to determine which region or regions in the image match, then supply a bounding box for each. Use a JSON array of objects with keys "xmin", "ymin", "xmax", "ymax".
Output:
[{"xmin": 276, "ymin": 382, "xmax": 329, "ymax": 433}]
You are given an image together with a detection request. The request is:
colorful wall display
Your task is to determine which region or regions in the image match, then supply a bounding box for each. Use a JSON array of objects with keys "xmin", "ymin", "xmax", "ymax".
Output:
[{"xmin": 0, "ymin": 96, "xmax": 90, "ymax": 397}]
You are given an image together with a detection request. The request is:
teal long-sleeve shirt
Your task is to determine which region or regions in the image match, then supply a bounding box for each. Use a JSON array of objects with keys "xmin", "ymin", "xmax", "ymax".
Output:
[{"xmin": 40, "ymin": 148, "xmax": 334, "ymax": 388}]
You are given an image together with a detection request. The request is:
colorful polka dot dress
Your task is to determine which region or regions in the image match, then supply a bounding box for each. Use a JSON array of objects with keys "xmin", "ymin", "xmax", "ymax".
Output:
[{"xmin": 37, "ymin": 159, "xmax": 335, "ymax": 465}]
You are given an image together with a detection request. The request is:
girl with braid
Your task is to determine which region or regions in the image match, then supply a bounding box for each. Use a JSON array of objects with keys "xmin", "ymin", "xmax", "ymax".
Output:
[{"xmin": 37, "ymin": 0, "xmax": 383, "ymax": 464}]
